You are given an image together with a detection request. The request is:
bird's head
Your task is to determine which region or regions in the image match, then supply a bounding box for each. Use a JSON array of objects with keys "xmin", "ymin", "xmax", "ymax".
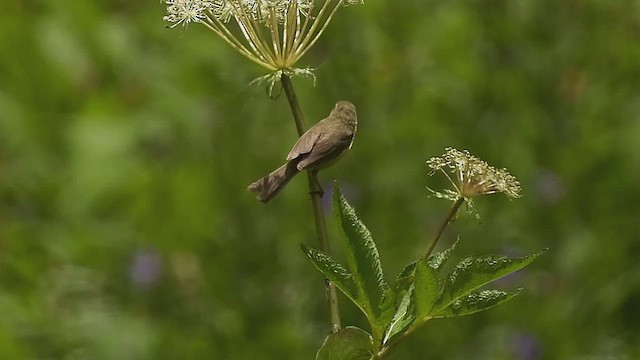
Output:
[{"xmin": 332, "ymin": 101, "xmax": 357, "ymax": 124}]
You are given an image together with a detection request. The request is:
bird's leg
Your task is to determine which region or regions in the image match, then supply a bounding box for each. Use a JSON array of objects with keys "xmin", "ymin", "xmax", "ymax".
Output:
[{"xmin": 309, "ymin": 170, "xmax": 324, "ymax": 198}]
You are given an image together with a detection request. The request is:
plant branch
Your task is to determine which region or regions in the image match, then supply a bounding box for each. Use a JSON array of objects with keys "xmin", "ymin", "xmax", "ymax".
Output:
[
  {"xmin": 423, "ymin": 197, "xmax": 465, "ymax": 258},
  {"xmin": 281, "ymin": 73, "xmax": 342, "ymax": 333},
  {"xmin": 376, "ymin": 317, "xmax": 424, "ymax": 359}
]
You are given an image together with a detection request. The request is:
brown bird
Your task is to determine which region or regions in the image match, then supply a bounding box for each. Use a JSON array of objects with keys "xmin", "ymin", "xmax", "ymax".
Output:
[{"xmin": 248, "ymin": 101, "xmax": 357, "ymax": 203}]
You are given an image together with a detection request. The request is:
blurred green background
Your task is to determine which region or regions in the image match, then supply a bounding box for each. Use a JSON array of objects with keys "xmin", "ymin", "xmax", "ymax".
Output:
[{"xmin": 1, "ymin": 0, "xmax": 640, "ymax": 359}]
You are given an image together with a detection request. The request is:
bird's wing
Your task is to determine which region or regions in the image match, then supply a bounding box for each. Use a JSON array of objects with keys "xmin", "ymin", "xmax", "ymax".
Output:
[
  {"xmin": 295, "ymin": 130, "xmax": 354, "ymax": 171},
  {"xmin": 286, "ymin": 124, "xmax": 323, "ymax": 161}
]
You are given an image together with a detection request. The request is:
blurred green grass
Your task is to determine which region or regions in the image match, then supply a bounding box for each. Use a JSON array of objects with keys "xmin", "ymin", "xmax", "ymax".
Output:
[{"xmin": 1, "ymin": 1, "xmax": 639, "ymax": 359}]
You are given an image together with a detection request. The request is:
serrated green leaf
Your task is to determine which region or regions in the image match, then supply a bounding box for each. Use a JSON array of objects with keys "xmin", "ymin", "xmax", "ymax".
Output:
[
  {"xmin": 426, "ymin": 237, "xmax": 459, "ymax": 270},
  {"xmin": 302, "ymin": 244, "xmax": 358, "ymax": 304},
  {"xmin": 432, "ymin": 250, "xmax": 546, "ymax": 314},
  {"xmin": 395, "ymin": 261, "xmax": 417, "ymax": 282},
  {"xmin": 414, "ymin": 258, "xmax": 441, "ymax": 318},
  {"xmin": 432, "ymin": 289, "xmax": 522, "ymax": 318},
  {"xmin": 333, "ymin": 182, "xmax": 389, "ymax": 325},
  {"xmin": 316, "ymin": 326, "xmax": 374, "ymax": 360},
  {"xmin": 380, "ymin": 287, "xmax": 397, "ymax": 326},
  {"xmin": 382, "ymin": 285, "xmax": 415, "ymax": 346},
  {"xmin": 392, "ymin": 261, "xmax": 416, "ymax": 301},
  {"xmin": 393, "ymin": 239, "xmax": 458, "ymax": 295}
]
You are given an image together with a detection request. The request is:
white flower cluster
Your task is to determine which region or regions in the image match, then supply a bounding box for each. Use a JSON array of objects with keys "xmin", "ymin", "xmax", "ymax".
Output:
[
  {"xmin": 162, "ymin": 0, "xmax": 364, "ymax": 73},
  {"xmin": 427, "ymin": 147, "xmax": 521, "ymax": 200},
  {"xmin": 163, "ymin": 0, "xmax": 321, "ymax": 28},
  {"xmin": 163, "ymin": 0, "xmax": 213, "ymax": 28}
]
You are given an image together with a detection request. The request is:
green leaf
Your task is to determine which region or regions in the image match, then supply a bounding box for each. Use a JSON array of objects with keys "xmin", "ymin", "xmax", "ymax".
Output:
[
  {"xmin": 414, "ymin": 258, "xmax": 441, "ymax": 319},
  {"xmin": 333, "ymin": 182, "xmax": 389, "ymax": 324},
  {"xmin": 432, "ymin": 250, "xmax": 546, "ymax": 314},
  {"xmin": 432, "ymin": 289, "xmax": 522, "ymax": 318},
  {"xmin": 393, "ymin": 239, "xmax": 458, "ymax": 296},
  {"xmin": 379, "ymin": 288, "xmax": 397, "ymax": 328},
  {"xmin": 412, "ymin": 239, "xmax": 460, "ymax": 319},
  {"xmin": 391, "ymin": 261, "xmax": 416, "ymax": 303},
  {"xmin": 384, "ymin": 240, "xmax": 461, "ymax": 342},
  {"xmin": 316, "ymin": 327, "xmax": 375, "ymax": 360},
  {"xmin": 382, "ymin": 285, "xmax": 415, "ymax": 345},
  {"xmin": 394, "ymin": 261, "xmax": 417, "ymax": 285},
  {"xmin": 426, "ymin": 237, "xmax": 459, "ymax": 270},
  {"xmin": 302, "ymin": 244, "xmax": 358, "ymax": 304}
]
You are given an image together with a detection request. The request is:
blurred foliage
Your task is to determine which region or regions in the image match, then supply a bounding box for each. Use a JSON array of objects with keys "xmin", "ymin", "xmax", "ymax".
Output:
[{"xmin": 0, "ymin": 0, "xmax": 639, "ymax": 359}]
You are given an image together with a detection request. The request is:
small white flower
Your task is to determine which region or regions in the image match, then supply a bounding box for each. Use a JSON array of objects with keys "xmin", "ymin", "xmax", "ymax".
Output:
[
  {"xmin": 164, "ymin": 0, "xmax": 213, "ymax": 28},
  {"xmin": 210, "ymin": 0, "xmax": 235, "ymax": 22}
]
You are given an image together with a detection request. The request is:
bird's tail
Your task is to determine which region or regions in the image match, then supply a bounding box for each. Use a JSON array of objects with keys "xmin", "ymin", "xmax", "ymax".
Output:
[{"xmin": 247, "ymin": 163, "xmax": 299, "ymax": 203}]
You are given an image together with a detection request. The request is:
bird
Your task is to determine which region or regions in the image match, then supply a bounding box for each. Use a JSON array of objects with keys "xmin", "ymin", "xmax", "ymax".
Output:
[{"xmin": 247, "ymin": 100, "xmax": 357, "ymax": 203}]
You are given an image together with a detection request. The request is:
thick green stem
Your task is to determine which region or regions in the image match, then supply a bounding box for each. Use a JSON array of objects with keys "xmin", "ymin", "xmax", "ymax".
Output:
[
  {"xmin": 281, "ymin": 74, "xmax": 342, "ymax": 333},
  {"xmin": 423, "ymin": 197, "xmax": 465, "ymax": 258}
]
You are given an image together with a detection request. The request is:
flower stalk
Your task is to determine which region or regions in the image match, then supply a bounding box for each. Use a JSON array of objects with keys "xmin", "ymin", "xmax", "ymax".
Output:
[
  {"xmin": 281, "ymin": 74, "xmax": 341, "ymax": 332},
  {"xmin": 163, "ymin": 0, "xmax": 365, "ymax": 336},
  {"xmin": 423, "ymin": 197, "xmax": 464, "ymax": 259},
  {"xmin": 424, "ymin": 147, "xmax": 521, "ymax": 255}
]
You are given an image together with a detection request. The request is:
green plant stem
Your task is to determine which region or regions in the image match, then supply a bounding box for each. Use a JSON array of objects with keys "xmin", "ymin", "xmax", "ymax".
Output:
[
  {"xmin": 423, "ymin": 197, "xmax": 465, "ymax": 258},
  {"xmin": 281, "ymin": 74, "xmax": 342, "ymax": 333},
  {"xmin": 376, "ymin": 319, "xmax": 422, "ymax": 359}
]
